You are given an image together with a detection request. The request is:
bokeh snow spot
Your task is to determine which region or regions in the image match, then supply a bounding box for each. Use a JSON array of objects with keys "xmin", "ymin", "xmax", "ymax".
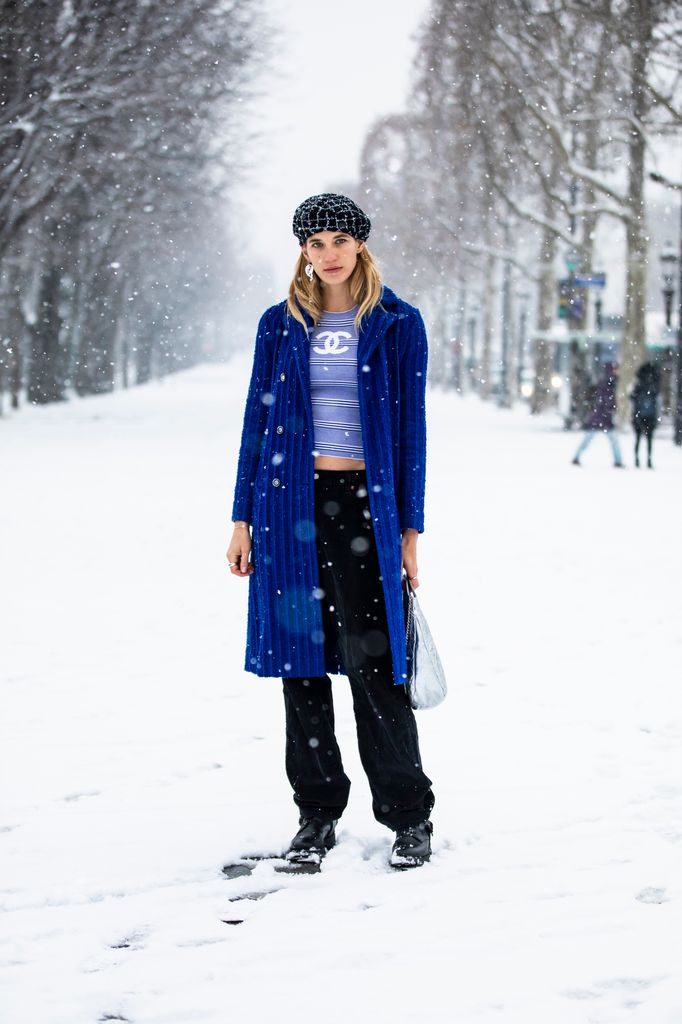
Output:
[
  {"xmin": 360, "ymin": 630, "xmax": 388, "ymax": 657},
  {"xmin": 294, "ymin": 518, "xmax": 316, "ymax": 542},
  {"xmin": 274, "ymin": 585, "xmax": 320, "ymax": 636}
]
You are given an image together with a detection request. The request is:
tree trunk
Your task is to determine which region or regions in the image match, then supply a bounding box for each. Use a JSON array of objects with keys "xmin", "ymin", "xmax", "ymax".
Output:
[
  {"xmin": 27, "ymin": 264, "xmax": 66, "ymax": 404},
  {"xmin": 531, "ymin": 184, "xmax": 559, "ymax": 414},
  {"xmin": 136, "ymin": 323, "xmax": 155, "ymax": 386},
  {"xmin": 618, "ymin": 2, "xmax": 652, "ymax": 418},
  {"xmin": 75, "ymin": 272, "xmax": 119, "ymax": 395},
  {"xmin": 480, "ymin": 215, "xmax": 495, "ymax": 400},
  {"xmin": 4, "ymin": 277, "xmax": 26, "ymax": 411}
]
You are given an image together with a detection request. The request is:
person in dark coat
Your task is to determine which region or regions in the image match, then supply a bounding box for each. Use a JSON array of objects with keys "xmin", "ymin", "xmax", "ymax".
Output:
[
  {"xmin": 572, "ymin": 362, "xmax": 624, "ymax": 467},
  {"xmin": 226, "ymin": 193, "xmax": 435, "ymax": 869},
  {"xmin": 629, "ymin": 361, "xmax": 660, "ymax": 468}
]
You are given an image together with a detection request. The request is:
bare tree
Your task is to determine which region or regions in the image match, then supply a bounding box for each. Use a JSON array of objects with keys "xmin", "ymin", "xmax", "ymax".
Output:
[
  {"xmin": 0, "ymin": 0, "xmax": 269, "ymax": 409},
  {"xmin": 388, "ymin": 0, "xmax": 682, "ymax": 416}
]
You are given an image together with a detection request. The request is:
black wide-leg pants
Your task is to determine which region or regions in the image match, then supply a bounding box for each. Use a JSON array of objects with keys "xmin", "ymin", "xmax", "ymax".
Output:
[{"xmin": 282, "ymin": 468, "xmax": 435, "ymax": 831}]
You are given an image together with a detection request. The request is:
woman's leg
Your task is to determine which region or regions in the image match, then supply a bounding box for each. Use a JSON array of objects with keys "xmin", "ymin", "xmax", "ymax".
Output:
[
  {"xmin": 573, "ymin": 430, "xmax": 595, "ymax": 461},
  {"xmin": 282, "ymin": 675, "xmax": 351, "ymax": 822},
  {"xmin": 634, "ymin": 426, "xmax": 641, "ymax": 466},
  {"xmin": 607, "ymin": 429, "xmax": 624, "ymax": 466},
  {"xmin": 313, "ymin": 470, "xmax": 435, "ymax": 830},
  {"xmin": 346, "ymin": 667, "xmax": 435, "ymax": 829}
]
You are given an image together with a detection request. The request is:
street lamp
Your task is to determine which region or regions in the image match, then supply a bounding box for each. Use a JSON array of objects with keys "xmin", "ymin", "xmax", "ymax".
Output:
[{"xmin": 660, "ymin": 240, "xmax": 678, "ymax": 328}]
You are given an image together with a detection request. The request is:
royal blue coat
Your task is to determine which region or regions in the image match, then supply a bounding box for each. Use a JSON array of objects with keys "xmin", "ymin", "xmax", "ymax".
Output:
[{"xmin": 231, "ymin": 284, "xmax": 428, "ymax": 685}]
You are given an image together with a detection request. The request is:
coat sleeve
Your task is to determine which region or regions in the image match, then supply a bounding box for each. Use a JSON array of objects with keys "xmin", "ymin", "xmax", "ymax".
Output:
[
  {"xmin": 397, "ymin": 308, "xmax": 428, "ymax": 534},
  {"xmin": 231, "ymin": 307, "xmax": 277, "ymax": 524}
]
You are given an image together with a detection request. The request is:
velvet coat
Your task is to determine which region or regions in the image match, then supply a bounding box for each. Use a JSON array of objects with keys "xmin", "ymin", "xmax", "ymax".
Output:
[{"xmin": 231, "ymin": 284, "xmax": 428, "ymax": 685}]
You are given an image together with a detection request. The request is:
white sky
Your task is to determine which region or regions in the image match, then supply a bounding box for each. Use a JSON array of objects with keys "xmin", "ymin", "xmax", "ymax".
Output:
[{"xmin": 233, "ymin": 0, "xmax": 432, "ymax": 296}]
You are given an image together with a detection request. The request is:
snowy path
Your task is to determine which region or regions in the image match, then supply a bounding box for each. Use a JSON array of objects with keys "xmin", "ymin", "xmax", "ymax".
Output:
[{"xmin": 2, "ymin": 360, "xmax": 681, "ymax": 1024}]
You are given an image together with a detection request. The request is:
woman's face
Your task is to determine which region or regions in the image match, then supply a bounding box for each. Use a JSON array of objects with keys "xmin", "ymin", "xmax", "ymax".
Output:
[{"xmin": 301, "ymin": 231, "xmax": 364, "ymax": 284}]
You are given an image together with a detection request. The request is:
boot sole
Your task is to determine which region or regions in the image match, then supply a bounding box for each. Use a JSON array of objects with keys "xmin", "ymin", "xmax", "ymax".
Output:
[
  {"xmin": 389, "ymin": 848, "xmax": 431, "ymax": 869},
  {"xmin": 390, "ymin": 855, "xmax": 430, "ymax": 869},
  {"xmin": 285, "ymin": 831, "xmax": 336, "ymax": 864}
]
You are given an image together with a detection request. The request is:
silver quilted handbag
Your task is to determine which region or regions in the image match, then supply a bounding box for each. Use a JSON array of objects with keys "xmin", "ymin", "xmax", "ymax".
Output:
[{"xmin": 403, "ymin": 576, "xmax": 447, "ymax": 710}]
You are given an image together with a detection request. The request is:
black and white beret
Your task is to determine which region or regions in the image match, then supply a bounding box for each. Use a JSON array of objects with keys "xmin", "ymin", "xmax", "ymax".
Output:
[{"xmin": 292, "ymin": 193, "xmax": 371, "ymax": 245}]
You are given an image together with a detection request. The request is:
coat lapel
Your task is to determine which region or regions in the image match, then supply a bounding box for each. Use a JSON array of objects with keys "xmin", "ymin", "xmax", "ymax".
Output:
[
  {"xmin": 357, "ymin": 302, "xmax": 398, "ymax": 367},
  {"xmin": 288, "ymin": 307, "xmax": 314, "ymax": 430}
]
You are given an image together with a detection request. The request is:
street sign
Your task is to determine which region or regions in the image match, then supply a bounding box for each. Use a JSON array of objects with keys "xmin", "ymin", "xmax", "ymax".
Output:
[
  {"xmin": 569, "ymin": 296, "xmax": 583, "ymax": 321},
  {"xmin": 573, "ymin": 273, "xmax": 606, "ymax": 288},
  {"xmin": 557, "ymin": 279, "xmax": 583, "ymax": 321}
]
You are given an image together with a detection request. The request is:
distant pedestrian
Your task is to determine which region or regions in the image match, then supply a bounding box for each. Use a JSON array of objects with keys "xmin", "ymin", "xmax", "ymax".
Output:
[
  {"xmin": 572, "ymin": 362, "xmax": 624, "ymax": 467},
  {"xmin": 630, "ymin": 361, "xmax": 660, "ymax": 469}
]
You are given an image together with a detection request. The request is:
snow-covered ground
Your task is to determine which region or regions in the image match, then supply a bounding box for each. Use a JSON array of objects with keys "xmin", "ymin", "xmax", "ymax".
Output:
[{"xmin": 2, "ymin": 357, "xmax": 681, "ymax": 1024}]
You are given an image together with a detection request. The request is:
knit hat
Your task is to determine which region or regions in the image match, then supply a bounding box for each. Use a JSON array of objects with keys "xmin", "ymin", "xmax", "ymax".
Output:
[{"xmin": 292, "ymin": 193, "xmax": 371, "ymax": 245}]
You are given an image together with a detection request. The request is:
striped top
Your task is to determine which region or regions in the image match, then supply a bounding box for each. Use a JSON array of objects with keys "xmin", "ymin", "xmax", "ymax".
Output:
[{"xmin": 309, "ymin": 305, "xmax": 364, "ymax": 461}]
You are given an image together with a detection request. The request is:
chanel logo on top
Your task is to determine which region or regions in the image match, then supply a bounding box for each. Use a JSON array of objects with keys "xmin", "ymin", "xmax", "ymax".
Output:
[{"xmin": 313, "ymin": 330, "xmax": 352, "ymax": 355}]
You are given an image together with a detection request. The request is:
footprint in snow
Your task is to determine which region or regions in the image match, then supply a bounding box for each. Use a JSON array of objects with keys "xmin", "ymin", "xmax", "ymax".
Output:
[
  {"xmin": 636, "ymin": 886, "xmax": 668, "ymax": 904},
  {"xmin": 597, "ymin": 976, "xmax": 662, "ymax": 993},
  {"xmin": 228, "ymin": 889, "xmax": 282, "ymax": 902},
  {"xmin": 562, "ymin": 989, "xmax": 602, "ymax": 1001},
  {"xmin": 110, "ymin": 930, "xmax": 146, "ymax": 950},
  {"xmin": 63, "ymin": 789, "xmax": 101, "ymax": 802}
]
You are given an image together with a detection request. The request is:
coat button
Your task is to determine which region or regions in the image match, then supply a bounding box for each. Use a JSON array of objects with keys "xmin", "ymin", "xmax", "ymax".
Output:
[
  {"xmin": 272, "ymin": 477, "xmax": 281, "ymax": 487},
  {"xmin": 276, "ymin": 424, "xmax": 284, "ymax": 434},
  {"xmin": 280, "ymin": 372, "xmax": 286, "ymax": 381}
]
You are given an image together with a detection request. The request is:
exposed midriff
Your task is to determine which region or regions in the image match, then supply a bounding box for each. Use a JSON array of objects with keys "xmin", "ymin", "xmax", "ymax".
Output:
[{"xmin": 314, "ymin": 455, "xmax": 366, "ymax": 470}]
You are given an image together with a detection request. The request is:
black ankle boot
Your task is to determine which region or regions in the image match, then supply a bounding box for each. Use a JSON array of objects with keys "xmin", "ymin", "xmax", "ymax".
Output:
[
  {"xmin": 390, "ymin": 820, "xmax": 433, "ymax": 869},
  {"xmin": 286, "ymin": 816, "xmax": 337, "ymax": 863}
]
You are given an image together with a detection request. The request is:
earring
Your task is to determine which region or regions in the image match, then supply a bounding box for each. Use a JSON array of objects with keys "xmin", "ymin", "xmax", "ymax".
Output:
[{"xmin": 304, "ymin": 262, "xmax": 314, "ymax": 281}]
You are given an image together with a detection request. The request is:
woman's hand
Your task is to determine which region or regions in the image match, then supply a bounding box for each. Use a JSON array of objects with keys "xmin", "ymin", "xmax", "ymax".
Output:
[
  {"xmin": 227, "ymin": 522, "xmax": 254, "ymax": 577},
  {"xmin": 401, "ymin": 528, "xmax": 419, "ymax": 589}
]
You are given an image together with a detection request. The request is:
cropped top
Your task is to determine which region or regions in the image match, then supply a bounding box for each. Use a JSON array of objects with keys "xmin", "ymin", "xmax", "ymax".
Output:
[{"xmin": 309, "ymin": 305, "xmax": 364, "ymax": 461}]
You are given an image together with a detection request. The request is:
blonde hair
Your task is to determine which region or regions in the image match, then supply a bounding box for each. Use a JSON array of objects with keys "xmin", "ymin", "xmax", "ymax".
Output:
[{"xmin": 286, "ymin": 244, "xmax": 383, "ymax": 333}]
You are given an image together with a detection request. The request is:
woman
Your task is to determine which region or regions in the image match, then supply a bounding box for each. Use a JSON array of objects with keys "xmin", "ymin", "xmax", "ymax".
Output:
[
  {"xmin": 572, "ymin": 362, "xmax": 624, "ymax": 467},
  {"xmin": 227, "ymin": 193, "xmax": 435, "ymax": 869},
  {"xmin": 630, "ymin": 361, "xmax": 660, "ymax": 469}
]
